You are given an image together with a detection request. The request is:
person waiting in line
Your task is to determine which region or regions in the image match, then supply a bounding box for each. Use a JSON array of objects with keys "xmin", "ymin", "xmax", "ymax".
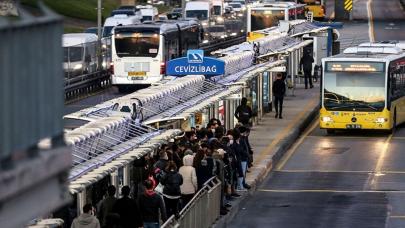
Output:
[
  {"xmin": 112, "ymin": 186, "xmax": 141, "ymax": 228},
  {"xmin": 71, "ymin": 204, "xmax": 100, "ymax": 228},
  {"xmin": 138, "ymin": 180, "xmax": 167, "ymax": 228},
  {"xmin": 97, "ymin": 186, "xmax": 117, "ymax": 227},
  {"xmin": 300, "ymin": 49, "xmax": 315, "ymax": 89},
  {"xmin": 234, "ymin": 97, "xmax": 253, "ymax": 127},
  {"xmin": 160, "ymin": 161, "xmax": 183, "ymax": 217},
  {"xmin": 178, "ymin": 154, "xmax": 198, "ymax": 208},
  {"xmin": 272, "ymin": 73, "xmax": 286, "ymax": 119},
  {"xmin": 231, "ymin": 129, "xmax": 249, "ymax": 191}
]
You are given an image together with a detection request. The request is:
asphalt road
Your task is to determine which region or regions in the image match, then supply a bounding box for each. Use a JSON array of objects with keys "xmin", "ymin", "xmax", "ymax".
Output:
[
  {"xmin": 229, "ymin": 122, "xmax": 405, "ymax": 228},
  {"xmin": 64, "ymin": 86, "xmax": 124, "ymax": 115},
  {"xmin": 228, "ymin": 1, "xmax": 405, "ymax": 227}
]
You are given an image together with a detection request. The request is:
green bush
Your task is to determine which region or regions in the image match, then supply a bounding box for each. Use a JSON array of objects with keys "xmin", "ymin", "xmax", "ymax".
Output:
[{"xmin": 21, "ymin": 0, "xmax": 120, "ymax": 22}]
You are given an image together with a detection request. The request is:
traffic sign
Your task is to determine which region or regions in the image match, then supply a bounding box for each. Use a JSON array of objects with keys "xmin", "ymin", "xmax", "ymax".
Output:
[
  {"xmin": 166, "ymin": 49, "xmax": 225, "ymax": 76},
  {"xmin": 344, "ymin": 0, "xmax": 353, "ymax": 11}
]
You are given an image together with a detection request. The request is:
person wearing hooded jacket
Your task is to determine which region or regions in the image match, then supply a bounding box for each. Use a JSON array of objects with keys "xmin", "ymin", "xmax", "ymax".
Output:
[
  {"xmin": 160, "ymin": 161, "xmax": 183, "ymax": 217},
  {"xmin": 178, "ymin": 154, "xmax": 198, "ymax": 208},
  {"xmin": 138, "ymin": 179, "xmax": 167, "ymax": 228},
  {"xmin": 71, "ymin": 204, "xmax": 100, "ymax": 228}
]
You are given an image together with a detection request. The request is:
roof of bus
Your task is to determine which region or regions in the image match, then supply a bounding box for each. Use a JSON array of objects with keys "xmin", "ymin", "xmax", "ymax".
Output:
[
  {"xmin": 113, "ymin": 20, "xmax": 199, "ymax": 34},
  {"xmin": 185, "ymin": 1, "xmax": 211, "ymax": 10},
  {"xmin": 249, "ymin": 1, "xmax": 305, "ymax": 9},
  {"xmin": 323, "ymin": 51, "xmax": 405, "ymax": 62},
  {"xmin": 63, "ymin": 33, "xmax": 98, "ymax": 47},
  {"xmin": 103, "ymin": 15, "xmax": 141, "ymax": 26}
]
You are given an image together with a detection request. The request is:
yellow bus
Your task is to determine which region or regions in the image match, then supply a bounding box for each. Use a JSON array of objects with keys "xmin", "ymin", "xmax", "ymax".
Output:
[
  {"xmin": 298, "ymin": 0, "xmax": 325, "ymax": 20},
  {"xmin": 246, "ymin": 2, "xmax": 306, "ymax": 41},
  {"xmin": 320, "ymin": 41, "xmax": 405, "ymax": 134}
]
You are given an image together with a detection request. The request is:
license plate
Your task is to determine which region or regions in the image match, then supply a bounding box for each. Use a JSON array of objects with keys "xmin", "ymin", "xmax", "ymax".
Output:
[
  {"xmin": 346, "ymin": 124, "xmax": 362, "ymax": 129},
  {"xmin": 128, "ymin": 71, "xmax": 146, "ymax": 76},
  {"xmin": 131, "ymin": 76, "xmax": 145, "ymax": 80}
]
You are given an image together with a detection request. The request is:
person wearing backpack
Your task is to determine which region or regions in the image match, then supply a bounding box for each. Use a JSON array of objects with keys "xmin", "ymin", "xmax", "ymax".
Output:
[
  {"xmin": 160, "ymin": 161, "xmax": 183, "ymax": 217},
  {"xmin": 234, "ymin": 97, "xmax": 252, "ymax": 126}
]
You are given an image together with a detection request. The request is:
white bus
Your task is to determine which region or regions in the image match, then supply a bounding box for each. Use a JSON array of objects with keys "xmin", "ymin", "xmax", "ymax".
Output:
[
  {"xmin": 110, "ymin": 20, "xmax": 201, "ymax": 90},
  {"xmin": 63, "ymin": 33, "xmax": 98, "ymax": 78}
]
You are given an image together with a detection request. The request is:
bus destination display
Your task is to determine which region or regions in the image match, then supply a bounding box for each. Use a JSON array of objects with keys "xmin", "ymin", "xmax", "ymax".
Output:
[{"xmin": 326, "ymin": 62, "xmax": 385, "ymax": 72}]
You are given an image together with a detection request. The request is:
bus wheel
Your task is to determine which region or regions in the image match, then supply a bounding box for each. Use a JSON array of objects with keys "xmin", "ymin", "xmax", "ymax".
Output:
[
  {"xmin": 326, "ymin": 129, "xmax": 335, "ymax": 135},
  {"xmin": 391, "ymin": 111, "xmax": 397, "ymax": 134}
]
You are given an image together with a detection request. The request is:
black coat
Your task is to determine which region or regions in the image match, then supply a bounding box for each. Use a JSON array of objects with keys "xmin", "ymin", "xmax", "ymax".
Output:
[
  {"xmin": 195, "ymin": 157, "xmax": 216, "ymax": 189},
  {"xmin": 231, "ymin": 141, "xmax": 249, "ymax": 162},
  {"xmin": 272, "ymin": 79, "xmax": 286, "ymax": 97},
  {"xmin": 137, "ymin": 192, "xmax": 167, "ymax": 223},
  {"xmin": 112, "ymin": 196, "xmax": 142, "ymax": 228},
  {"xmin": 300, "ymin": 54, "xmax": 314, "ymax": 71},
  {"xmin": 160, "ymin": 171, "xmax": 183, "ymax": 197},
  {"xmin": 235, "ymin": 105, "xmax": 252, "ymax": 124}
]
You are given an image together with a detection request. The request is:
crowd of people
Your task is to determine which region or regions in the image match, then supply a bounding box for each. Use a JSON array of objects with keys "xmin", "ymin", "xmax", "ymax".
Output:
[{"xmin": 71, "ymin": 100, "xmax": 255, "ymax": 228}]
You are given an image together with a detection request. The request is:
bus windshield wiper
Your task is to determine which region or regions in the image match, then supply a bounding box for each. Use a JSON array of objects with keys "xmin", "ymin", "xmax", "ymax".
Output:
[
  {"xmin": 328, "ymin": 104, "xmax": 356, "ymax": 110},
  {"xmin": 345, "ymin": 100, "xmax": 378, "ymax": 111}
]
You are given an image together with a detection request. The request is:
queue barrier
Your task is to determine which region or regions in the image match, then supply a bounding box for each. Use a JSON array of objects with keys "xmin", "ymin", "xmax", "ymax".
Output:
[{"xmin": 162, "ymin": 177, "xmax": 222, "ymax": 228}]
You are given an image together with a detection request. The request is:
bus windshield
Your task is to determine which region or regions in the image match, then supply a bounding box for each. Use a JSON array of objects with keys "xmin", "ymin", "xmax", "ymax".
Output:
[
  {"xmin": 64, "ymin": 46, "xmax": 83, "ymax": 62},
  {"xmin": 103, "ymin": 26, "xmax": 114, "ymax": 37},
  {"xmin": 250, "ymin": 10, "xmax": 285, "ymax": 31},
  {"xmin": 186, "ymin": 10, "xmax": 208, "ymax": 20},
  {"xmin": 323, "ymin": 62, "xmax": 386, "ymax": 112},
  {"xmin": 114, "ymin": 29, "xmax": 160, "ymax": 57},
  {"xmin": 213, "ymin": 6, "xmax": 221, "ymax": 15}
]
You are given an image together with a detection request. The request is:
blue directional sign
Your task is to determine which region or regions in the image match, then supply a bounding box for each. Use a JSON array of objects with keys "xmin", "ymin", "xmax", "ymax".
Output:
[{"xmin": 167, "ymin": 49, "xmax": 225, "ymax": 76}]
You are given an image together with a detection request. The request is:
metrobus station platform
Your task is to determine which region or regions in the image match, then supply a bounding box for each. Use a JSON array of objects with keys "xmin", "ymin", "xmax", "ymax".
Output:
[{"xmin": 214, "ymin": 82, "xmax": 320, "ymax": 227}]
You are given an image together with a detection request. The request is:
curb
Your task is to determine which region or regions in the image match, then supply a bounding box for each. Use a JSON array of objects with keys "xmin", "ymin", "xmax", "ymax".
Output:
[{"xmin": 213, "ymin": 100, "xmax": 319, "ymax": 228}]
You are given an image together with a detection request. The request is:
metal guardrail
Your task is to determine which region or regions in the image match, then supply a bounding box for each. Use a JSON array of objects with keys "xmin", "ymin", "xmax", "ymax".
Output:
[
  {"xmin": 64, "ymin": 70, "xmax": 111, "ymax": 100},
  {"xmin": 162, "ymin": 177, "xmax": 222, "ymax": 228},
  {"xmin": 201, "ymin": 35, "xmax": 246, "ymax": 54}
]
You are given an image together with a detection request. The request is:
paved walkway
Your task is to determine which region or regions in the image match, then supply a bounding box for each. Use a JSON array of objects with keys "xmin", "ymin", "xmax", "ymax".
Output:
[{"xmin": 215, "ymin": 81, "xmax": 320, "ymax": 227}]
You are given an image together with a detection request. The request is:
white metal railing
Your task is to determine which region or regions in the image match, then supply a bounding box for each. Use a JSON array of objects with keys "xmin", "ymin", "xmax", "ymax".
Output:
[{"xmin": 161, "ymin": 177, "xmax": 222, "ymax": 228}]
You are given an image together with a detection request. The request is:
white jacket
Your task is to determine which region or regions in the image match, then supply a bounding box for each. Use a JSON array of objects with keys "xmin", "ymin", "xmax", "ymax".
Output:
[{"xmin": 179, "ymin": 155, "xmax": 198, "ymax": 195}]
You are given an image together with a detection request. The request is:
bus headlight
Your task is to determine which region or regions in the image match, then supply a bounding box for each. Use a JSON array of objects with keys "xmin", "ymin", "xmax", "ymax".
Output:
[
  {"xmin": 322, "ymin": 116, "xmax": 332, "ymax": 122},
  {"xmin": 74, "ymin": 64, "xmax": 83, "ymax": 70},
  {"xmin": 376, "ymin": 117, "xmax": 386, "ymax": 123}
]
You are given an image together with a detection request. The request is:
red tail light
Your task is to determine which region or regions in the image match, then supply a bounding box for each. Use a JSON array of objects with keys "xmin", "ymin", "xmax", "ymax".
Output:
[
  {"xmin": 110, "ymin": 63, "xmax": 114, "ymax": 74},
  {"xmin": 160, "ymin": 62, "xmax": 166, "ymax": 75}
]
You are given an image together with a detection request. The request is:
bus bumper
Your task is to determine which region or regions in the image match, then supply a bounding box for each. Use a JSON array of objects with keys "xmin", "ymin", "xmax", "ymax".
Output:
[
  {"xmin": 319, "ymin": 108, "xmax": 392, "ymax": 130},
  {"xmin": 112, "ymin": 75, "xmax": 162, "ymax": 85}
]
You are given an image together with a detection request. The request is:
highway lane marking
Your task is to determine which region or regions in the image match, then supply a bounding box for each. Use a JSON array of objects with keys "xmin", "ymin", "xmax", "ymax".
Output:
[
  {"xmin": 253, "ymin": 97, "xmax": 319, "ymax": 166},
  {"xmin": 367, "ymin": 134, "xmax": 394, "ymax": 190},
  {"xmin": 275, "ymin": 120, "xmax": 318, "ymax": 171},
  {"xmin": 390, "ymin": 215, "xmax": 405, "ymax": 219},
  {"xmin": 306, "ymin": 135, "xmax": 388, "ymax": 139},
  {"xmin": 367, "ymin": 0, "xmax": 375, "ymax": 42},
  {"xmin": 275, "ymin": 170, "xmax": 405, "ymax": 174},
  {"xmin": 257, "ymin": 189, "xmax": 405, "ymax": 193}
]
